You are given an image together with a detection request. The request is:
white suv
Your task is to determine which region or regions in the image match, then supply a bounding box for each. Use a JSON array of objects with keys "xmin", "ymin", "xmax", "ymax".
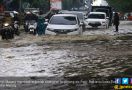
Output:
[
  {"xmin": 86, "ymin": 12, "xmax": 109, "ymax": 28},
  {"xmin": 45, "ymin": 14, "xmax": 82, "ymax": 35}
]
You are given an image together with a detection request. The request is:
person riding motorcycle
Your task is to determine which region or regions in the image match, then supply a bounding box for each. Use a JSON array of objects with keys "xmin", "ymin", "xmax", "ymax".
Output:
[
  {"xmin": 2, "ymin": 12, "xmax": 13, "ymax": 26},
  {"xmin": 12, "ymin": 12, "xmax": 20, "ymax": 35},
  {"xmin": 24, "ymin": 12, "xmax": 30, "ymax": 32},
  {"xmin": 0, "ymin": 12, "xmax": 14, "ymax": 40},
  {"xmin": 24, "ymin": 12, "xmax": 38, "ymax": 34},
  {"xmin": 24, "ymin": 12, "xmax": 38, "ymax": 22},
  {"xmin": 13, "ymin": 13, "xmax": 20, "ymax": 22}
]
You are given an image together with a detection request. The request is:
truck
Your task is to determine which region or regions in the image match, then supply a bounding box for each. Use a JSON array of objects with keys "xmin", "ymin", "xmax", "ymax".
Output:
[
  {"xmin": 62, "ymin": 0, "xmax": 92, "ymax": 13},
  {"xmin": 91, "ymin": 6, "xmax": 113, "ymax": 26}
]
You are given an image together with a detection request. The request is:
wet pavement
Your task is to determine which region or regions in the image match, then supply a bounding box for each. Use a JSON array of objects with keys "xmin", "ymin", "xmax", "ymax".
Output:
[{"xmin": 0, "ymin": 21, "xmax": 132, "ymax": 90}]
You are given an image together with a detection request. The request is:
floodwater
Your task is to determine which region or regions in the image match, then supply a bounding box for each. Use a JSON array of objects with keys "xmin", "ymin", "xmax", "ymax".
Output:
[{"xmin": 0, "ymin": 21, "xmax": 132, "ymax": 90}]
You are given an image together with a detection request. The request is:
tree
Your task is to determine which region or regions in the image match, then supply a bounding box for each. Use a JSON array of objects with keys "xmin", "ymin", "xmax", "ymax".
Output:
[
  {"xmin": 62, "ymin": 0, "xmax": 84, "ymax": 10},
  {"xmin": 31, "ymin": 0, "xmax": 50, "ymax": 12},
  {"xmin": 62, "ymin": 0, "xmax": 73, "ymax": 10},
  {"xmin": 106, "ymin": 0, "xmax": 132, "ymax": 12},
  {"xmin": 0, "ymin": 0, "xmax": 2, "ymax": 3},
  {"xmin": 10, "ymin": 0, "xmax": 19, "ymax": 11}
]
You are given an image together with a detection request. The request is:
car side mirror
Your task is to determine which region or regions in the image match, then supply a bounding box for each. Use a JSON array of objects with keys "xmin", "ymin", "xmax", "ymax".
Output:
[
  {"xmin": 45, "ymin": 19, "xmax": 49, "ymax": 22},
  {"xmin": 44, "ymin": 19, "xmax": 49, "ymax": 24},
  {"xmin": 106, "ymin": 17, "xmax": 109, "ymax": 19},
  {"xmin": 44, "ymin": 22, "xmax": 48, "ymax": 25},
  {"xmin": 80, "ymin": 22, "xmax": 83, "ymax": 26}
]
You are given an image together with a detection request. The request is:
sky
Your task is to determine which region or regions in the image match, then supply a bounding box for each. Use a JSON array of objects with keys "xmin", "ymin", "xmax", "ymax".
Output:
[{"xmin": 92, "ymin": 0, "xmax": 108, "ymax": 6}]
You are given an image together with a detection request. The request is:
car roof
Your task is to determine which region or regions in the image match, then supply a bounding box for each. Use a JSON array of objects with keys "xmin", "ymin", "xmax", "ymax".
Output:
[
  {"xmin": 53, "ymin": 14, "xmax": 77, "ymax": 17},
  {"xmin": 66, "ymin": 11, "xmax": 84, "ymax": 13},
  {"xmin": 60, "ymin": 11, "xmax": 85, "ymax": 14},
  {"xmin": 89, "ymin": 12, "xmax": 106, "ymax": 14}
]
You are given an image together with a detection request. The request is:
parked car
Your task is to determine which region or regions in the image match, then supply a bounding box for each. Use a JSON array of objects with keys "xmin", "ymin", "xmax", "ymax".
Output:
[
  {"xmin": 85, "ymin": 12, "xmax": 109, "ymax": 28},
  {"xmin": 127, "ymin": 12, "xmax": 132, "ymax": 21},
  {"xmin": 45, "ymin": 14, "xmax": 82, "ymax": 35},
  {"xmin": 124, "ymin": 13, "xmax": 129, "ymax": 20}
]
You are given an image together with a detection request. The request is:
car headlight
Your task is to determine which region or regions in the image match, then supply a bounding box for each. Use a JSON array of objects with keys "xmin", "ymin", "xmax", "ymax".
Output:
[{"xmin": 4, "ymin": 23, "xmax": 9, "ymax": 27}]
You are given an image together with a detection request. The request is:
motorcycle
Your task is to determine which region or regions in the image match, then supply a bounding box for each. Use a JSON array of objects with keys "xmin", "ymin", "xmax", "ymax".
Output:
[
  {"xmin": 13, "ymin": 21, "xmax": 20, "ymax": 36},
  {"xmin": 28, "ymin": 20, "xmax": 37, "ymax": 35},
  {"xmin": 1, "ymin": 22, "xmax": 14, "ymax": 40},
  {"xmin": 24, "ymin": 20, "xmax": 37, "ymax": 35}
]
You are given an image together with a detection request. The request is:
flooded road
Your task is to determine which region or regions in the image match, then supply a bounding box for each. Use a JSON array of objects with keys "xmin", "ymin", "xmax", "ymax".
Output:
[
  {"xmin": 0, "ymin": 21, "xmax": 132, "ymax": 90},
  {"xmin": 1, "ymin": 39, "xmax": 132, "ymax": 77}
]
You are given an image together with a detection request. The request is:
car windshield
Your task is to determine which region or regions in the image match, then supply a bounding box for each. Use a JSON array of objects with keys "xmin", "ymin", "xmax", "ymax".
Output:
[
  {"xmin": 64, "ymin": 12, "xmax": 84, "ymax": 20},
  {"xmin": 88, "ymin": 14, "xmax": 105, "ymax": 19},
  {"xmin": 49, "ymin": 16, "xmax": 77, "ymax": 25}
]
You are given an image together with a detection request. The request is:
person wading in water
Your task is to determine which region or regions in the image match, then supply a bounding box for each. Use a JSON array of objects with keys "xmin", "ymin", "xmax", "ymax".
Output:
[{"xmin": 113, "ymin": 12, "xmax": 120, "ymax": 32}]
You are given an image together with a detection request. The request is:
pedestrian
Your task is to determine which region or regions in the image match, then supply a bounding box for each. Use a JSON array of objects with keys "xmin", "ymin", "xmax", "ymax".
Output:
[
  {"xmin": 113, "ymin": 12, "xmax": 120, "ymax": 32},
  {"xmin": 36, "ymin": 16, "xmax": 47, "ymax": 35}
]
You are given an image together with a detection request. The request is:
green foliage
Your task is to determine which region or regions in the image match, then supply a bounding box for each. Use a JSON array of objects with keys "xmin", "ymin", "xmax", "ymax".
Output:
[
  {"xmin": 0, "ymin": 0, "xmax": 4, "ymax": 4},
  {"xmin": 21, "ymin": 0, "xmax": 49, "ymax": 9},
  {"xmin": 21, "ymin": 0, "xmax": 50, "ymax": 12},
  {"xmin": 62, "ymin": 0, "xmax": 73, "ymax": 9},
  {"xmin": 62, "ymin": 0, "xmax": 83, "ymax": 10},
  {"xmin": 107, "ymin": 0, "xmax": 132, "ymax": 12}
]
